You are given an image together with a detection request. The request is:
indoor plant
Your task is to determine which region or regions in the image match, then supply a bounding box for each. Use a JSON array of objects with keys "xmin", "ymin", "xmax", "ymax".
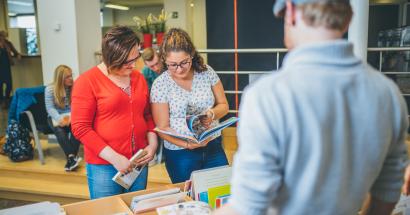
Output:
[{"xmin": 133, "ymin": 14, "xmax": 154, "ymax": 48}]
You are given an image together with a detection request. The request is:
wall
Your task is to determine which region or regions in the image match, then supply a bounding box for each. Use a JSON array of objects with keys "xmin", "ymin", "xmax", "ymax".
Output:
[
  {"xmin": 36, "ymin": 0, "xmax": 80, "ymax": 84},
  {"xmin": 164, "ymin": 0, "xmax": 189, "ymax": 31},
  {"xmin": 12, "ymin": 56, "xmax": 43, "ymax": 89},
  {"xmin": 36, "ymin": 0, "xmax": 101, "ymax": 84},
  {"xmin": 0, "ymin": 0, "xmax": 8, "ymax": 32},
  {"xmin": 192, "ymin": 0, "xmax": 207, "ymax": 50},
  {"xmin": 75, "ymin": 0, "xmax": 102, "ymax": 74}
]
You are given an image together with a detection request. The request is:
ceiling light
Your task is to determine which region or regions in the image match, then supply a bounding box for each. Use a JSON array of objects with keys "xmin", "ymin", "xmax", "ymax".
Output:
[
  {"xmin": 8, "ymin": 12, "xmax": 17, "ymax": 17},
  {"xmin": 105, "ymin": 4, "xmax": 129, "ymax": 10},
  {"xmin": 8, "ymin": 0, "xmax": 32, "ymax": 7}
]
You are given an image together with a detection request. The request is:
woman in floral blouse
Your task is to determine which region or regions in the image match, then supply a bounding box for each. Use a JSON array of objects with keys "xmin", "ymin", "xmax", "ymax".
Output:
[{"xmin": 151, "ymin": 28, "xmax": 229, "ymax": 183}]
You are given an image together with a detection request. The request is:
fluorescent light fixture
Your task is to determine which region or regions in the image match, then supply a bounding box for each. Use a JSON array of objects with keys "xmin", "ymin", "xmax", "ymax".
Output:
[
  {"xmin": 8, "ymin": 0, "xmax": 32, "ymax": 7},
  {"xmin": 8, "ymin": 12, "xmax": 17, "ymax": 16},
  {"xmin": 105, "ymin": 4, "xmax": 129, "ymax": 10}
]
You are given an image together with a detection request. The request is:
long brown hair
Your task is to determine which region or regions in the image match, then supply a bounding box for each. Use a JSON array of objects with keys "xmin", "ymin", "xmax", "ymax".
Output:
[
  {"xmin": 101, "ymin": 26, "xmax": 140, "ymax": 71},
  {"xmin": 52, "ymin": 65, "xmax": 72, "ymax": 108},
  {"xmin": 159, "ymin": 28, "xmax": 207, "ymax": 72}
]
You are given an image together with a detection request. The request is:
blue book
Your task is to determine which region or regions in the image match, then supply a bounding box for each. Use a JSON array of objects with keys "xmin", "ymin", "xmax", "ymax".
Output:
[{"xmin": 154, "ymin": 117, "xmax": 239, "ymax": 144}]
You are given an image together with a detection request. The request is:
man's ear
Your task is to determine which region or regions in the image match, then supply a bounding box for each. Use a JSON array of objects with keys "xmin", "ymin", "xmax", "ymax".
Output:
[{"xmin": 285, "ymin": 1, "xmax": 296, "ymax": 26}]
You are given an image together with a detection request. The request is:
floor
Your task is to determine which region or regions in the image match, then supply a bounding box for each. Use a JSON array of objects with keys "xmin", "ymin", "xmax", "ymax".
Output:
[
  {"xmin": 0, "ymin": 199, "xmax": 33, "ymax": 210},
  {"xmin": 0, "ymin": 104, "xmax": 8, "ymax": 137}
]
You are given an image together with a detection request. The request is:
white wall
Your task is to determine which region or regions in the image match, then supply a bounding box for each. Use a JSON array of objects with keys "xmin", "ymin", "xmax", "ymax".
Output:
[
  {"xmin": 164, "ymin": 0, "xmax": 189, "ymax": 31},
  {"xmin": 192, "ymin": 0, "xmax": 207, "ymax": 49},
  {"xmin": 36, "ymin": 0, "xmax": 101, "ymax": 84},
  {"xmin": 37, "ymin": 0, "xmax": 79, "ymax": 85},
  {"xmin": 75, "ymin": 0, "xmax": 102, "ymax": 74}
]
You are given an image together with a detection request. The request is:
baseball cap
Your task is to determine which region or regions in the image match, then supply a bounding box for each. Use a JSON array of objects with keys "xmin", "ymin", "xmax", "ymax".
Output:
[{"xmin": 273, "ymin": 0, "xmax": 350, "ymax": 17}]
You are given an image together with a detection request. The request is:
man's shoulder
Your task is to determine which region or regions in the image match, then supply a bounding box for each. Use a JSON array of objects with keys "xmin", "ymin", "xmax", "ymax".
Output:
[{"xmin": 245, "ymin": 70, "xmax": 286, "ymax": 94}]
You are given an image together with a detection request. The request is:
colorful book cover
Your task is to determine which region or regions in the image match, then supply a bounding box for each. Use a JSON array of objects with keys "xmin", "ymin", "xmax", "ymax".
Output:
[{"xmin": 207, "ymin": 184, "xmax": 231, "ymax": 209}]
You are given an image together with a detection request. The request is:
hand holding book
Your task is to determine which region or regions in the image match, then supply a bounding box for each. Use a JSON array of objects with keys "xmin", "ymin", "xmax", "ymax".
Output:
[{"xmin": 155, "ymin": 116, "xmax": 239, "ymax": 145}]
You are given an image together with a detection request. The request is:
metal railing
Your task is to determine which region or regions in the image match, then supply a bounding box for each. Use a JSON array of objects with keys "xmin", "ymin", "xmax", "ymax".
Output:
[
  {"xmin": 198, "ymin": 47, "xmax": 410, "ymax": 113},
  {"xmin": 198, "ymin": 48, "xmax": 287, "ymax": 113}
]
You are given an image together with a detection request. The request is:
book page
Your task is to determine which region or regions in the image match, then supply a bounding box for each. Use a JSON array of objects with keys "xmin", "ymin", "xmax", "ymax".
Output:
[{"xmin": 198, "ymin": 117, "xmax": 239, "ymax": 141}]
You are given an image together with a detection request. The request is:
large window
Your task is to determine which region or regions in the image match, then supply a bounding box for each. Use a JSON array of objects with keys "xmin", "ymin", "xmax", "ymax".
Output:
[{"xmin": 7, "ymin": 0, "xmax": 39, "ymax": 55}]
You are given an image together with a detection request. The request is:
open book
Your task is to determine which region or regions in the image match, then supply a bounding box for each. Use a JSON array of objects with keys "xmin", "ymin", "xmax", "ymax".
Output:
[
  {"xmin": 112, "ymin": 149, "xmax": 147, "ymax": 189},
  {"xmin": 154, "ymin": 116, "xmax": 239, "ymax": 144}
]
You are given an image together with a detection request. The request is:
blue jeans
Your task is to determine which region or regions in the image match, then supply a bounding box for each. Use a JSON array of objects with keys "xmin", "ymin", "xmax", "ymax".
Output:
[
  {"xmin": 86, "ymin": 163, "xmax": 148, "ymax": 199},
  {"xmin": 164, "ymin": 136, "xmax": 228, "ymax": 183}
]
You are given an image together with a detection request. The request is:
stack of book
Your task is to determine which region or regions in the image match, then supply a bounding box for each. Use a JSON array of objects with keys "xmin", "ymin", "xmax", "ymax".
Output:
[{"xmin": 188, "ymin": 165, "xmax": 232, "ymax": 209}]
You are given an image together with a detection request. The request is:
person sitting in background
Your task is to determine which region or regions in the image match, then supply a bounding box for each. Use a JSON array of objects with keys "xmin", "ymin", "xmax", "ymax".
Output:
[
  {"xmin": 45, "ymin": 65, "xmax": 81, "ymax": 171},
  {"xmin": 0, "ymin": 30, "xmax": 21, "ymax": 109},
  {"xmin": 141, "ymin": 47, "xmax": 164, "ymax": 92}
]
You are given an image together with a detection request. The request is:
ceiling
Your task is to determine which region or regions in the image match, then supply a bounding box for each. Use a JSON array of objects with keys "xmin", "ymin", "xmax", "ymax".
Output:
[
  {"xmin": 7, "ymin": 0, "xmax": 408, "ymax": 16},
  {"xmin": 7, "ymin": 0, "xmax": 164, "ymax": 15}
]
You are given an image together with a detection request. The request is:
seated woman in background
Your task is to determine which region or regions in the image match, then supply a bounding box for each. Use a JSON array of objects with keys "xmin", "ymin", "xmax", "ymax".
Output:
[
  {"xmin": 45, "ymin": 65, "xmax": 81, "ymax": 171},
  {"xmin": 151, "ymin": 28, "xmax": 229, "ymax": 183}
]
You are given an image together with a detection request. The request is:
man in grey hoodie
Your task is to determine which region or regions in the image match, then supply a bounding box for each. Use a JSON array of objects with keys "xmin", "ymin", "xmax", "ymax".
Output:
[{"xmin": 214, "ymin": 0, "xmax": 409, "ymax": 215}]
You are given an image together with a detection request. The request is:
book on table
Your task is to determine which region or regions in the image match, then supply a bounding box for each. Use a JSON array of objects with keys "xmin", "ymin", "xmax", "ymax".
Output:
[
  {"xmin": 154, "ymin": 116, "xmax": 239, "ymax": 144},
  {"xmin": 188, "ymin": 165, "xmax": 232, "ymax": 208},
  {"xmin": 112, "ymin": 149, "xmax": 147, "ymax": 189}
]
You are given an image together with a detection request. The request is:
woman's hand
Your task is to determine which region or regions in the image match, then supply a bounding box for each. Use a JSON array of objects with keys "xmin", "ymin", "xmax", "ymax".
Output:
[
  {"xmin": 112, "ymin": 154, "xmax": 133, "ymax": 174},
  {"xmin": 185, "ymin": 137, "xmax": 213, "ymax": 150},
  {"xmin": 200, "ymin": 109, "xmax": 215, "ymax": 129},
  {"xmin": 58, "ymin": 115, "xmax": 71, "ymax": 127},
  {"xmin": 135, "ymin": 144, "xmax": 157, "ymax": 166}
]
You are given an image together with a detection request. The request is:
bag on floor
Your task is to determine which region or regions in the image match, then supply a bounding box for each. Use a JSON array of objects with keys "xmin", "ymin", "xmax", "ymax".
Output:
[{"xmin": 3, "ymin": 120, "xmax": 33, "ymax": 162}]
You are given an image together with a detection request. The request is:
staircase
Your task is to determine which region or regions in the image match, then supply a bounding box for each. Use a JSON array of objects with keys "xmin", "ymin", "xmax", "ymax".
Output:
[{"xmin": 0, "ymin": 140, "xmax": 172, "ymax": 205}]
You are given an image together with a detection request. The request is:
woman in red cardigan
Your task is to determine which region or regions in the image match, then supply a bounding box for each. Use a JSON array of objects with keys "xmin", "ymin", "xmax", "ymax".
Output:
[{"xmin": 71, "ymin": 26, "xmax": 158, "ymax": 199}]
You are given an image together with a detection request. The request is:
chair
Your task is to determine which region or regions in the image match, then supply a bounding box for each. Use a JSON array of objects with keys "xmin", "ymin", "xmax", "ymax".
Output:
[{"xmin": 20, "ymin": 92, "xmax": 54, "ymax": 165}]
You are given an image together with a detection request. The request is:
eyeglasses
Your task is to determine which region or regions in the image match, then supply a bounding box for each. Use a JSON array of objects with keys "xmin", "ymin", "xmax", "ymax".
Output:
[
  {"xmin": 123, "ymin": 54, "xmax": 141, "ymax": 66},
  {"xmin": 166, "ymin": 57, "xmax": 192, "ymax": 71}
]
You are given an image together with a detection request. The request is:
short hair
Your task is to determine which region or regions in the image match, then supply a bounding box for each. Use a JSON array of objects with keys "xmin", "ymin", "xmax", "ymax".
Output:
[
  {"xmin": 101, "ymin": 26, "xmax": 140, "ymax": 71},
  {"xmin": 159, "ymin": 28, "xmax": 207, "ymax": 72},
  {"xmin": 142, "ymin": 47, "xmax": 156, "ymax": 62},
  {"xmin": 297, "ymin": 1, "xmax": 352, "ymax": 31}
]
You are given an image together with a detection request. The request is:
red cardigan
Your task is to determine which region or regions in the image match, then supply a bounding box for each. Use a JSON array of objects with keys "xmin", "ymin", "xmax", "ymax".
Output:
[{"xmin": 71, "ymin": 66, "xmax": 155, "ymax": 164}]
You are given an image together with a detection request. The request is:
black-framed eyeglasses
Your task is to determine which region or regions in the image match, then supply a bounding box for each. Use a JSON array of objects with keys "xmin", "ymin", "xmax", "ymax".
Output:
[{"xmin": 166, "ymin": 57, "xmax": 193, "ymax": 71}]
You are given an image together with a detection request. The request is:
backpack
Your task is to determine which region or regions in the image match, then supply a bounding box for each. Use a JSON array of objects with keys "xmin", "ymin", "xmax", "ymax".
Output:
[{"xmin": 3, "ymin": 120, "xmax": 33, "ymax": 162}]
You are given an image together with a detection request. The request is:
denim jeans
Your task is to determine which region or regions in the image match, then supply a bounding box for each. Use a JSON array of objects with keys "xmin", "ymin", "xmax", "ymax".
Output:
[
  {"xmin": 164, "ymin": 136, "xmax": 228, "ymax": 183},
  {"xmin": 86, "ymin": 163, "xmax": 148, "ymax": 199},
  {"xmin": 47, "ymin": 117, "xmax": 80, "ymax": 158}
]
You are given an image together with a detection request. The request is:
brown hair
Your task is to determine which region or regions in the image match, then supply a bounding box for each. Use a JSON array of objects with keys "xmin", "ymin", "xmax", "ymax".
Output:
[
  {"xmin": 159, "ymin": 28, "xmax": 207, "ymax": 72},
  {"xmin": 101, "ymin": 26, "xmax": 140, "ymax": 71},
  {"xmin": 142, "ymin": 47, "xmax": 156, "ymax": 62},
  {"xmin": 52, "ymin": 65, "xmax": 72, "ymax": 108},
  {"xmin": 297, "ymin": 1, "xmax": 352, "ymax": 31}
]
